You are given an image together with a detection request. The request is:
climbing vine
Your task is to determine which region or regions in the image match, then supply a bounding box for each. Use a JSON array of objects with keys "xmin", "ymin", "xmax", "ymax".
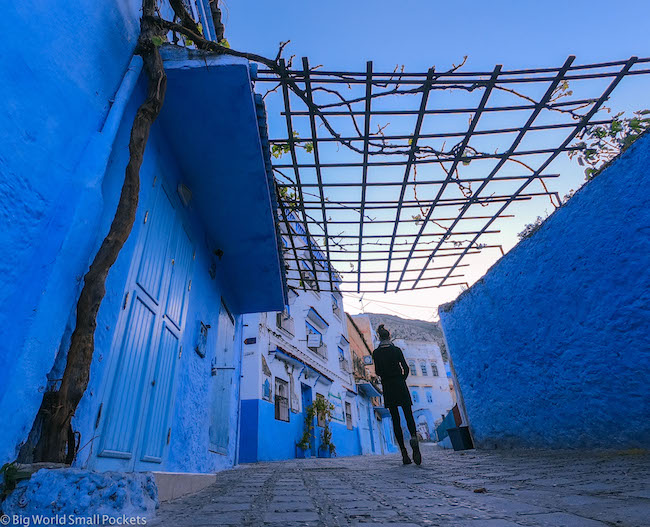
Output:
[
  {"xmin": 21, "ymin": 0, "xmax": 169, "ymax": 464},
  {"xmin": 570, "ymin": 110, "xmax": 650, "ymax": 179},
  {"xmin": 297, "ymin": 397, "xmax": 336, "ymax": 455},
  {"xmin": 519, "ymin": 110, "xmax": 649, "ymax": 241}
]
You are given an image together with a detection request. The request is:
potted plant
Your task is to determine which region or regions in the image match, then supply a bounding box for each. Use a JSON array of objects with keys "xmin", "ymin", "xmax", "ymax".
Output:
[
  {"xmin": 296, "ymin": 404, "xmax": 316, "ymax": 459},
  {"xmin": 318, "ymin": 425, "xmax": 336, "ymax": 458},
  {"xmin": 296, "ymin": 427, "xmax": 312, "ymax": 458},
  {"xmin": 297, "ymin": 397, "xmax": 337, "ymax": 458},
  {"xmin": 312, "ymin": 397, "xmax": 336, "ymax": 458}
]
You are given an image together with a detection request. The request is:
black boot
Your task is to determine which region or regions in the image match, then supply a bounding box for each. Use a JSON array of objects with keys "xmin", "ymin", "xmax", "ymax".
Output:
[
  {"xmin": 410, "ymin": 438, "xmax": 422, "ymax": 465},
  {"xmin": 400, "ymin": 446, "xmax": 412, "ymax": 465}
]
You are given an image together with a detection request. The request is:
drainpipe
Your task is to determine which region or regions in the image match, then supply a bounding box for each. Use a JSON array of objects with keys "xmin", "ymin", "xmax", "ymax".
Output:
[
  {"xmin": 83, "ymin": 55, "xmax": 144, "ymax": 188},
  {"xmin": 101, "ymin": 56, "xmax": 144, "ymax": 144}
]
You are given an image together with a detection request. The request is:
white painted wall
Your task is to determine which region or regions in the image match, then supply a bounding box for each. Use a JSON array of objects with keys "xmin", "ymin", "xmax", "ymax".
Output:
[{"xmin": 394, "ymin": 339, "xmax": 455, "ymax": 437}]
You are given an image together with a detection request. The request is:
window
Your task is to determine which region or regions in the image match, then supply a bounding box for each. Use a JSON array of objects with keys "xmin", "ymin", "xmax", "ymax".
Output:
[
  {"xmin": 299, "ymin": 260, "xmax": 318, "ymax": 291},
  {"xmin": 408, "ymin": 360, "xmax": 417, "ymax": 376},
  {"xmin": 316, "ymin": 394, "xmax": 327, "ymax": 427},
  {"xmin": 306, "ymin": 322, "xmax": 322, "ymax": 348},
  {"xmin": 420, "ymin": 362, "xmax": 428, "ymax": 376},
  {"xmin": 431, "ymin": 362, "xmax": 439, "ymax": 376},
  {"xmin": 426, "ymin": 391, "xmax": 433, "ymax": 403},
  {"xmin": 332, "ymin": 294, "xmax": 342, "ymax": 318},
  {"xmin": 338, "ymin": 346, "xmax": 345, "ymax": 360},
  {"xmin": 345, "ymin": 402, "xmax": 353, "ymax": 430},
  {"xmin": 276, "ymin": 306, "xmax": 294, "ymax": 336},
  {"xmin": 274, "ymin": 378, "xmax": 289, "ymax": 422},
  {"xmin": 411, "ymin": 390, "xmax": 420, "ymax": 404}
]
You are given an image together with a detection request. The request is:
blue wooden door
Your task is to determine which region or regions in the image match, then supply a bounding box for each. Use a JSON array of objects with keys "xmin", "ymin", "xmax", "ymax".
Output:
[
  {"xmin": 357, "ymin": 398, "xmax": 373, "ymax": 454},
  {"xmin": 301, "ymin": 384, "xmax": 315, "ymax": 456},
  {"xmin": 97, "ymin": 184, "xmax": 193, "ymax": 470},
  {"xmin": 208, "ymin": 302, "xmax": 236, "ymax": 454},
  {"xmin": 137, "ymin": 222, "xmax": 193, "ymax": 467}
]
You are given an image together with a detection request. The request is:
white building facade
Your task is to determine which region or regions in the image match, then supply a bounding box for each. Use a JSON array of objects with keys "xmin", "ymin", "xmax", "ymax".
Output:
[
  {"xmin": 238, "ymin": 211, "xmax": 365, "ymax": 461},
  {"xmin": 395, "ymin": 338, "xmax": 455, "ymax": 441}
]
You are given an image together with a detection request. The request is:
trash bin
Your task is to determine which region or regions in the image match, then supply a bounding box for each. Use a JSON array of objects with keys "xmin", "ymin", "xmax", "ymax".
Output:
[{"xmin": 447, "ymin": 426, "xmax": 474, "ymax": 451}]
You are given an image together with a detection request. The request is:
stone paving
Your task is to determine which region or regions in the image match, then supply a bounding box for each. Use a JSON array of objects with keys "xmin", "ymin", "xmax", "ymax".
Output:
[{"xmin": 152, "ymin": 444, "xmax": 650, "ymax": 527}]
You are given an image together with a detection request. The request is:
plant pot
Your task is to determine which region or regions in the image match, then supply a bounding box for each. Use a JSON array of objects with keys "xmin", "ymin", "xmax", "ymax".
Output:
[
  {"xmin": 317, "ymin": 446, "xmax": 331, "ymax": 458},
  {"xmin": 296, "ymin": 445, "xmax": 312, "ymax": 459}
]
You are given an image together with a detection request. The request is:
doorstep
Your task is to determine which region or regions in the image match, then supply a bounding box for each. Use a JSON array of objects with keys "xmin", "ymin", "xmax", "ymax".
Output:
[{"xmin": 152, "ymin": 471, "xmax": 217, "ymax": 502}]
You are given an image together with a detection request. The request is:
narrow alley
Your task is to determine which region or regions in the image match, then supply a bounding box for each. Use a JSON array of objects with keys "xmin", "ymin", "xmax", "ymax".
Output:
[
  {"xmin": 2, "ymin": 1, "xmax": 650, "ymax": 526},
  {"xmin": 153, "ymin": 445, "xmax": 650, "ymax": 527}
]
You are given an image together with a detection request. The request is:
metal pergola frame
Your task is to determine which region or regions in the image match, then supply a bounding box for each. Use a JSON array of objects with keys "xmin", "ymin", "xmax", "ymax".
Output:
[{"xmin": 257, "ymin": 56, "xmax": 650, "ymax": 294}]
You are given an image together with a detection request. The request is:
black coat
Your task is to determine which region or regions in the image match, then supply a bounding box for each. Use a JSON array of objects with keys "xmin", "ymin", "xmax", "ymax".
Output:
[{"xmin": 372, "ymin": 342, "xmax": 412, "ymax": 408}]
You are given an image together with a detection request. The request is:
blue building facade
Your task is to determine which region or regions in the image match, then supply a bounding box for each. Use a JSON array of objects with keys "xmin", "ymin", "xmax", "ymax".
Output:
[
  {"xmin": 439, "ymin": 134, "xmax": 650, "ymax": 449},
  {"xmin": 0, "ymin": 0, "xmax": 286, "ymax": 475}
]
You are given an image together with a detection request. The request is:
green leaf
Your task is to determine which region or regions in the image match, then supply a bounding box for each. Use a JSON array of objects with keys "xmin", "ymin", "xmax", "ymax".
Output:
[
  {"xmin": 151, "ymin": 36, "xmax": 165, "ymax": 47},
  {"xmin": 218, "ymin": 38, "xmax": 230, "ymax": 48}
]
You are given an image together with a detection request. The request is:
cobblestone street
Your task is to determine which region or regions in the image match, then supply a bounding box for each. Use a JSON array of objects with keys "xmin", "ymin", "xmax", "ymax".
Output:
[{"xmin": 152, "ymin": 445, "xmax": 650, "ymax": 527}]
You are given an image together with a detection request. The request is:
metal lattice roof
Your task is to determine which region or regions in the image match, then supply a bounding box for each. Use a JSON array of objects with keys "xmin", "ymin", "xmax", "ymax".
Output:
[{"xmin": 256, "ymin": 56, "xmax": 650, "ymax": 294}]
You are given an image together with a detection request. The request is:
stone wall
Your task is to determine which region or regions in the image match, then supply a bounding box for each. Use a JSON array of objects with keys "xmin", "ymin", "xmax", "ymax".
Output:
[{"xmin": 439, "ymin": 134, "xmax": 650, "ymax": 449}]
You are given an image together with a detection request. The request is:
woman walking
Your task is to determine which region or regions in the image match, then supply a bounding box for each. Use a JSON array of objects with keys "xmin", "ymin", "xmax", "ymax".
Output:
[{"xmin": 372, "ymin": 324, "xmax": 422, "ymax": 465}]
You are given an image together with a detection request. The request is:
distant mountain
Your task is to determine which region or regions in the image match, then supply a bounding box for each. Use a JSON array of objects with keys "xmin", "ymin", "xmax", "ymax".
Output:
[{"xmin": 355, "ymin": 312, "xmax": 449, "ymax": 362}]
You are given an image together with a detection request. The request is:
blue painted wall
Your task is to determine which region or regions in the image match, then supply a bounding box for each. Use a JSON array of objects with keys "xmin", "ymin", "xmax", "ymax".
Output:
[
  {"xmin": 239, "ymin": 400, "xmax": 260, "ymax": 463},
  {"xmin": 239, "ymin": 398, "xmax": 361, "ymax": 462},
  {"xmin": 439, "ymin": 135, "xmax": 650, "ymax": 449},
  {"xmin": 0, "ymin": 0, "xmax": 284, "ymax": 469},
  {"xmin": 0, "ymin": 0, "xmax": 145, "ymax": 465},
  {"xmin": 24, "ymin": 75, "xmax": 245, "ymax": 473}
]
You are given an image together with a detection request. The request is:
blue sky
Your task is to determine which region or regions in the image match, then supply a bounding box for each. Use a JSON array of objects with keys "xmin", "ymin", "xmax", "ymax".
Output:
[
  {"xmin": 224, "ymin": 0, "xmax": 650, "ymax": 320},
  {"xmin": 224, "ymin": 0, "xmax": 649, "ymax": 71}
]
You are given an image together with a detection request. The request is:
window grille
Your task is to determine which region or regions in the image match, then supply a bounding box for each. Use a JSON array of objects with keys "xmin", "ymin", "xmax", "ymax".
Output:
[
  {"xmin": 331, "ymin": 293, "xmax": 342, "ymax": 318},
  {"xmin": 409, "ymin": 360, "xmax": 417, "ymax": 376},
  {"xmin": 275, "ymin": 378, "xmax": 290, "ymax": 422},
  {"xmin": 431, "ymin": 362, "xmax": 439, "ymax": 377},
  {"xmin": 420, "ymin": 362, "xmax": 428, "ymax": 376},
  {"xmin": 306, "ymin": 322, "xmax": 327, "ymax": 359},
  {"xmin": 316, "ymin": 393, "xmax": 327, "ymax": 427},
  {"xmin": 345, "ymin": 402, "xmax": 353, "ymax": 430},
  {"xmin": 276, "ymin": 310, "xmax": 295, "ymax": 336}
]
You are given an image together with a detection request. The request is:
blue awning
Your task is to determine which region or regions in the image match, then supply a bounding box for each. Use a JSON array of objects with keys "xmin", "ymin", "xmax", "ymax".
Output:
[
  {"xmin": 356, "ymin": 382, "xmax": 382, "ymax": 398},
  {"xmin": 269, "ymin": 347, "xmax": 304, "ymax": 369},
  {"xmin": 158, "ymin": 46, "xmax": 286, "ymax": 314},
  {"xmin": 306, "ymin": 307, "xmax": 329, "ymax": 330},
  {"xmin": 374, "ymin": 406, "xmax": 391, "ymax": 418}
]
